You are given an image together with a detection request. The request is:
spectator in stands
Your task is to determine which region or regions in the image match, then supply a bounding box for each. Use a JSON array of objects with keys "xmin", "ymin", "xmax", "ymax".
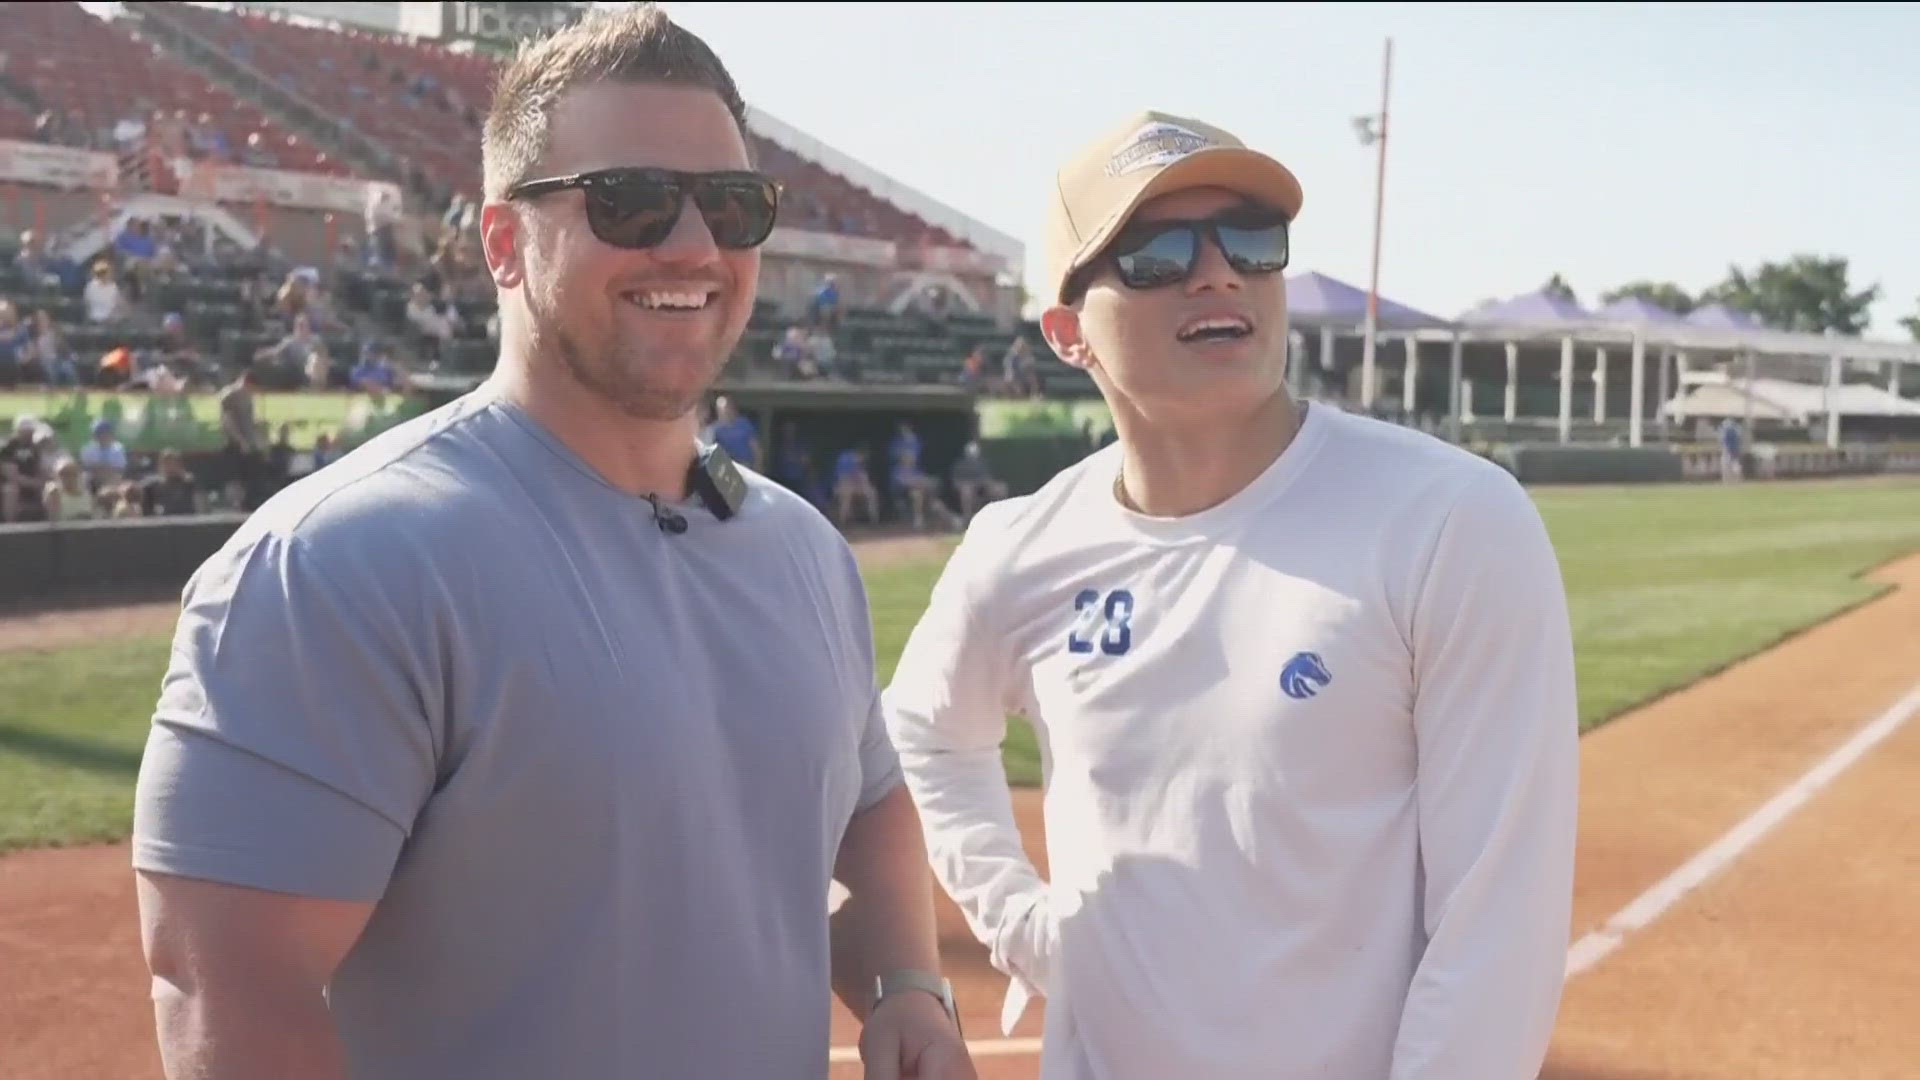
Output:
[
  {"xmin": 772, "ymin": 325, "xmax": 811, "ymax": 376},
  {"xmin": 23, "ymin": 309, "xmax": 75, "ymax": 387},
  {"xmin": 806, "ymin": 327, "xmax": 838, "ymax": 378},
  {"xmin": 149, "ymin": 310, "xmax": 202, "ymax": 382},
  {"xmin": 705, "ymin": 395, "xmax": 762, "ymax": 470},
  {"xmin": 251, "ymin": 313, "xmax": 323, "ymax": 385},
  {"xmin": 99, "ymin": 345, "xmax": 138, "ymax": 389},
  {"xmin": 217, "ymin": 367, "xmax": 265, "ymax": 509},
  {"xmin": 834, "ymin": 446, "xmax": 879, "ymax": 526},
  {"xmin": 0, "ymin": 300, "xmax": 24, "ymax": 380},
  {"xmin": 809, "ymin": 273, "xmax": 840, "ymax": 329},
  {"xmin": 274, "ymin": 269, "xmax": 316, "ymax": 326},
  {"xmin": 888, "ymin": 421, "xmax": 958, "ymax": 531},
  {"xmin": 44, "ymin": 457, "xmax": 97, "ymax": 523},
  {"xmin": 310, "ymin": 431, "xmax": 339, "ymax": 471},
  {"xmin": 407, "ymin": 280, "xmax": 458, "ymax": 358},
  {"xmin": 115, "ymin": 217, "xmax": 160, "ymax": 267},
  {"xmin": 304, "ymin": 340, "xmax": 334, "ymax": 389},
  {"xmin": 146, "ymin": 241, "xmax": 187, "ymax": 285},
  {"xmin": 352, "ymin": 345, "xmax": 401, "ymax": 394},
  {"xmin": 140, "ymin": 447, "xmax": 206, "ymax": 517},
  {"xmin": 79, "ymin": 418, "xmax": 129, "ymax": 492},
  {"xmin": 14, "ymin": 230, "xmax": 66, "ymax": 288},
  {"xmin": 267, "ymin": 423, "xmax": 298, "ymax": 490},
  {"xmin": 771, "ymin": 422, "xmax": 819, "ymax": 506},
  {"xmin": 105, "ymin": 479, "xmax": 146, "ymax": 519},
  {"xmin": 85, "ymin": 260, "xmax": 129, "ymax": 324},
  {"xmin": 302, "ymin": 280, "xmax": 350, "ymax": 335},
  {"xmin": 1001, "ymin": 336, "xmax": 1038, "ymax": 397},
  {"xmin": 1, "ymin": 415, "xmax": 52, "ymax": 522},
  {"xmin": 959, "ymin": 344, "xmax": 988, "ymax": 389},
  {"xmin": 948, "ymin": 440, "xmax": 1008, "ymax": 521}
]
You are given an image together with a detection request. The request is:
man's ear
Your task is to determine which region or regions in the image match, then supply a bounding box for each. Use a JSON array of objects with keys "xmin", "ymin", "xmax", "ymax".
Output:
[
  {"xmin": 479, "ymin": 202, "xmax": 524, "ymax": 290},
  {"xmin": 1040, "ymin": 304, "xmax": 1095, "ymax": 373}
]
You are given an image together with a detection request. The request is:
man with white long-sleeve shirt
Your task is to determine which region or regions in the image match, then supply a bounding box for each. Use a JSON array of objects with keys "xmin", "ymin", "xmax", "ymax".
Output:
[{"xmin": 882, "ymin": 110, "xmax": 1580, "ymax": 1079}]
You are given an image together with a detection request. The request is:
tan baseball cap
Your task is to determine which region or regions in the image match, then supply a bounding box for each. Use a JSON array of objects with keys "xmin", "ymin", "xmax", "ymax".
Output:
[{"xmin": 1045, "ymin": 110, "xmax": 1304, "ymax": 306}]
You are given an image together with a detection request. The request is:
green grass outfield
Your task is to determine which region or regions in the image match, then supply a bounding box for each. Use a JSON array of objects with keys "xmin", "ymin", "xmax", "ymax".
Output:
[{"xmin": 3, "ymin": 475, "xmax": 1918, "ymax": 854}]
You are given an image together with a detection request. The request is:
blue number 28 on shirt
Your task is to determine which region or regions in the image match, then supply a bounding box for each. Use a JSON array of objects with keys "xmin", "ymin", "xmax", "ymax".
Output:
[{"xmin": 1068, "ymin": 588, "xmax": 1135, "ymax": 656}]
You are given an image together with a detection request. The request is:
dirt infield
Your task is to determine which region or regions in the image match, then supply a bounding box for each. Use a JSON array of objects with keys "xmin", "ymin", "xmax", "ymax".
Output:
[{"xmin": 4, "ymin": 551, "xmax": 1918, "ymax": 1078}]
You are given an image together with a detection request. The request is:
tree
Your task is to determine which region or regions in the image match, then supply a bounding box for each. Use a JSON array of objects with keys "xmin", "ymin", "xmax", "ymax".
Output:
[
  {"xmin": 1540, "ymin": 273, "xmax": 1577, "ymax": 303},
  {"xmin": 1900, "ymin": 298, "xmax": 1920, "ymax": 343},
  {"xmin": 1700, "ymin": 255, "xmax": 1880, "ymax": 335},
  {"xmin": 1600, "ymin": 281, "xmax": 1696, "ymax": 315}
]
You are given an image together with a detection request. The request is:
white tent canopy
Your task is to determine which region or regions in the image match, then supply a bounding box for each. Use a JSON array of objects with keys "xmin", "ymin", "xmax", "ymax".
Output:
[
  {"xmin": 1665, "ymin": 373, "xmax": 1920, "ymax": 424},
  {"xmin": 1381, "ymin": 300, "xmax": 1920, "ymax": 449}
]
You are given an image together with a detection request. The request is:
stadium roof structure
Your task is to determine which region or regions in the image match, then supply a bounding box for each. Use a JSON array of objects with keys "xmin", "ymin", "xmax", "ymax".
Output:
[
  {"xmin": 1284, "ymin": 271, "xmax": 1453, "ymax": 332},
  {"xmin": 746, "ymin": 106, "xmax": 1025, "ymax": 279},
  {"xmin": 1594, "ymin": 295, "xmax": 1688, "ymax": 326},
  {"xmin": 1420, "ymin": 286, "xmax": 1920, "ymax": 368},
  {"xmin": 1458, "ymin": 287, "xmax": 1593, "ymax": 328},
  {"xmin": 1683, "ymin": 302, "xmax": 1762, "ymax": 330}
]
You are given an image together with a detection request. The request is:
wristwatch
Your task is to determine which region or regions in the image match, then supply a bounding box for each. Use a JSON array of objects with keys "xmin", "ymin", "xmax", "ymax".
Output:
[{"xmin": 873, "ymin": 969, "xmax": 962, "ymax": 1035}]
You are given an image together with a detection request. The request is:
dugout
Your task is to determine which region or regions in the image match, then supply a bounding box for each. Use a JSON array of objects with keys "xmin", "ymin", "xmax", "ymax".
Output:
[{"xmin": 707, "ymin": 378, "xmax": 981, "ymax": 518}]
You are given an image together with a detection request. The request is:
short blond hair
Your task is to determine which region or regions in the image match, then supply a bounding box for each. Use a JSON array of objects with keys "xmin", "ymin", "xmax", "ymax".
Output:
[{"xmin": 481, "ymin": 3, "xmax": 749, "ymax": 201}]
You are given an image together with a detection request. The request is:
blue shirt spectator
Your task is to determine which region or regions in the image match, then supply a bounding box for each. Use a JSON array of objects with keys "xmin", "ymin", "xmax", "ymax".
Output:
[{"xmin": 705, "ymin": 396, "xmax": 760, "ymax": 470}]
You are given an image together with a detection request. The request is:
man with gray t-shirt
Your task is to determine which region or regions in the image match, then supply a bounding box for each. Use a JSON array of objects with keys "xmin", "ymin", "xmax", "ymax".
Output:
[{"xmin": 130, "ymin": 8, "xmax": 975, "ymax": 1080}]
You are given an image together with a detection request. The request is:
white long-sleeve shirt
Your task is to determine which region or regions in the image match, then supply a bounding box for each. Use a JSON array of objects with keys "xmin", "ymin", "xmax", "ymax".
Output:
[{"xmin": 883, "ymin": 403, "xmax": 1580, "ymax": 1080}]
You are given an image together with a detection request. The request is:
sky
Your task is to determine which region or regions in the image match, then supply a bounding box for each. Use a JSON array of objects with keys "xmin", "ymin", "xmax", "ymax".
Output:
[{"xmin": 657, "ymin": 1, "xmax": 1920, "ymax": 338}]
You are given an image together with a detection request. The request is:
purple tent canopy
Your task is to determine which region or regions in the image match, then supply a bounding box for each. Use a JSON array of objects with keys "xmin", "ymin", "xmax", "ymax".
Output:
[
  {"xmin": 1459, "ymin": 288, "xmax": 1593, "ymax": 327},
  {"xmin": 1284, "ymin": 271, "xmax": 1452, "ymax": 330},
  {"xmin": 1595, "ymin": 295, "xmax": 1687, "ymax": 326},
  {"xmin": 1684, "ymin": 302, "xmax": 1762, "ymax": 330}
]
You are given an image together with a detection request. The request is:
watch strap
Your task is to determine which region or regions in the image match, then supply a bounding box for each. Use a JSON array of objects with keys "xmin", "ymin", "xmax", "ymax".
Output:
[{"xmin": 873, "ymin": 969, "xmax": 961, "ymax": 1033}]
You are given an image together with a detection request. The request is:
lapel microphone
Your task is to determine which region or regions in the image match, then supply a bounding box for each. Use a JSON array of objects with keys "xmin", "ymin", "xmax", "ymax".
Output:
[
  {"xmin": 646, "ymin": 493, "xmax": 689, "ymax": 534},
  {"xmin": 645, "ymin": 442, "xmax": 747, "ymax": 536}
]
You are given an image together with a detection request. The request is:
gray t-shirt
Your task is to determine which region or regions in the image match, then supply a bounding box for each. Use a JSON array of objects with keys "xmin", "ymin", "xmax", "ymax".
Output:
[{"xmin": 132, "ymin": 386, "xmax": 901, "ymax": 1080}]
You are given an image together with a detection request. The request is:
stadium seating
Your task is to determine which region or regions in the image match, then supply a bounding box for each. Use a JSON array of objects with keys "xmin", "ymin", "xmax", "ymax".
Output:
[
  {"xmin": 0, "ymin": 5, "xmax": 1091, "ymax": 400},
  {"xmin": 0, "ymin": 2, "xmax": 348, "ymax": 177},
  {"xmin": 157, "ymin": 3, "xmax": 491, "ymax": 200},
  {"xmin": 144, "ymin": 4, "xmax": 967, "ymax": 251}
]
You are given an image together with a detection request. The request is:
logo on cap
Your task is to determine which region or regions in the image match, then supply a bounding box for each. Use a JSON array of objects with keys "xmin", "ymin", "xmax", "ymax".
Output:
[{"xmin": 1105, "ymin": 122, "xmax": 1214, "ymax": 178}]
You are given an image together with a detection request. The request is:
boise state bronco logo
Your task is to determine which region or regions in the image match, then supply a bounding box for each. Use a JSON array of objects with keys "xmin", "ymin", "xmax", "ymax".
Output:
[{"xmin": 1280, "ymin": 652, "xmax": 1333, "ymax": 700}]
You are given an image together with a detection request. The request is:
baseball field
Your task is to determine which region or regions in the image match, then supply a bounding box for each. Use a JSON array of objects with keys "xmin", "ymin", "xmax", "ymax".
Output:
[{"xmin": 2, "ymin": 474, "xmax": 1918, "ymax": 1078}]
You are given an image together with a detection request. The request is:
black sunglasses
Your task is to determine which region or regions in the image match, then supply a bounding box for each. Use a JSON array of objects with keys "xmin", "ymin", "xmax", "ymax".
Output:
[
  {"xmin": 505, "ymin": 167, "xmax": 782, "ymax": 251},
  {"xmin": 1089, "ymin": 205, "xmax": 1291, "ymax": 296}
]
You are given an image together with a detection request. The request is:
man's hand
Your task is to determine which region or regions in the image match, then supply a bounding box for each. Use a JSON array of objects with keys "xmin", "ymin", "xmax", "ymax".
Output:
[{"xmin": 859, "ymin": 989, "xmax": 976, "ymax": 1080}]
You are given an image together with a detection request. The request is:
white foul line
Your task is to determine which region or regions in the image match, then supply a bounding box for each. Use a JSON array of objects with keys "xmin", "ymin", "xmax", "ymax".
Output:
[
  {"xmin": 1565, "ymin": 681, "xmax": 1920, "ymax": 978},
  {"xmin": 829, "ymin": 681, "xmax": 1920, "ymax": 1063}
]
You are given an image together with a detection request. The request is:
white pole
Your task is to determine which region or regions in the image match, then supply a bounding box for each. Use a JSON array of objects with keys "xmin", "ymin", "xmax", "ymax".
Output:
[
  {"xmin": 1629, "ymin": 332, "xmax": 1645, "ymax": 448},
  {"xmin": 1826, "ymin": 350, "xmax": 1842, "ymax": 449},
  {"xmin": 1402, "ymin": 336, "xmax": 1419, "ymax": 414},
  {"xmin": 1318, "ymin": 325, "xmax": 1334, "ymax": 399},
  {"xmin": 1558, "ymin": 337, "xmax": 1574, "ymax": 444},
  {"xmin": 1657, "ymin": 348, "xmax": 1671, "ymax": 437},
  {"xmin": 1504, "ymin": 342, "xmax": 1519, "ymax": 422},
  {"xmin": 1447, "ymin": 331, "xmax": 1464, "ymax": 443},
  {"xmin": 1594, "ymin": 348, "xmax": 1608, "ymax": 423},
  {"xmin": 1361, "ymin": 37, "xmax": 1393, "ymax": 412}
]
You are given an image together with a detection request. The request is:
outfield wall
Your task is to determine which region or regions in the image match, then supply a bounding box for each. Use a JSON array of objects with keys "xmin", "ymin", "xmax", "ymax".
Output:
[
  {"xmin": 2, "ymin": 443, "xmax": 1916, "ymax": 606},
  {"xmin": 0, "ymin": 514, "xmax": 247, "ymax": 607}
]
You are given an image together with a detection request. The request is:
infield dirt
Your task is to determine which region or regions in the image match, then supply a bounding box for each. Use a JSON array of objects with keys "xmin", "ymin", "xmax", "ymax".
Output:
[{"xmin": 3, "ymin": 547, "xmax": 1917, "ymax": 1080}]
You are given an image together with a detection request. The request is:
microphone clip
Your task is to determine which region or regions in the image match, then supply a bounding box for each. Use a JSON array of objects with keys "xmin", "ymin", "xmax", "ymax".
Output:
[{"xmin": 646, "ymin": 493, "xmax": 689, "ymax": 535}]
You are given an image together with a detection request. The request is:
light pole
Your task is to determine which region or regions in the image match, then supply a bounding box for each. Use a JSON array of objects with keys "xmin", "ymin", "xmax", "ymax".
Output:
[{"xmin": 1353, "ymin": 37, "xmax": 1393, "ymax": 412}]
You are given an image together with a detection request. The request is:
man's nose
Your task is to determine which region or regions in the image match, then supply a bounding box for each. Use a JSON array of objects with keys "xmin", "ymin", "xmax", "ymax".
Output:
[
  {"xmin": 648, "ymin": 196, "xmax": 721, "ymax": 266},
  {"xmin": 1184, "ymin": 231, "xmax": 1243, "ymax": 295}
]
